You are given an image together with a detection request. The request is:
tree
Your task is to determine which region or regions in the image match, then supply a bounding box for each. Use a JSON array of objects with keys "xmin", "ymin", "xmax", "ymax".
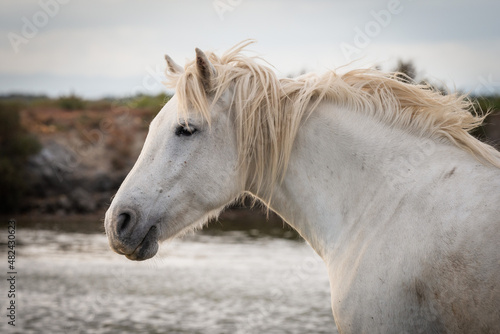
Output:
[{"xmin": 393, "ymin": 59, "xmax": 417, "ymax": 83}]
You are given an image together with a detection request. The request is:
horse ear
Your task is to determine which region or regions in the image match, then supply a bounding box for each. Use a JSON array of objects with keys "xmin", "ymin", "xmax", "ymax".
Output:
[
  {"xmin": 195, "ymin": 48, "xmax": 216, "ymax": 93},
  {"xmin": 164, "ymin": 54, "xmax": 184, "ymax": 74}
]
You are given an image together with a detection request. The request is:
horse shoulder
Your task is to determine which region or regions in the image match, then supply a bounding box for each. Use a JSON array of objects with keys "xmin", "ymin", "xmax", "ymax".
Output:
[
  {"xmin": 406, "ymin": 163, "xmax": 500, "ymax": 332},
  {"xmin": 328, "ymin": 161, "xmax": 500, "ymax": 333}
]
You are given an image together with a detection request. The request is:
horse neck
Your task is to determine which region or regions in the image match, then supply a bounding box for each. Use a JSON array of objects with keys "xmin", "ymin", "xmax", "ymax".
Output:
[{"xmin": 263, "ymin": 101, "xmax": 475, "ymax": 260}]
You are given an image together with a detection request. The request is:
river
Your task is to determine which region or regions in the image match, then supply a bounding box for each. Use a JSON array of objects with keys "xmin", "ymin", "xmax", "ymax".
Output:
[{"xmin": 0, "ymin": 217, "xmax": 338, "ymax": 333}]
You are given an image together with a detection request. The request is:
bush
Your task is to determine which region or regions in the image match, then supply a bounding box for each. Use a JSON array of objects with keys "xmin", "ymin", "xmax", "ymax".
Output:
[
  {"xmin": 128, "ymin": 93, "xmax": 170, "ymax": 114},
  {"xmin": 0, "ymin": 102, "xmax": 41, "ymax": 213},
  {"xmin": 57, "ymin": 93, "xmax": 86, "ymax": 111}
]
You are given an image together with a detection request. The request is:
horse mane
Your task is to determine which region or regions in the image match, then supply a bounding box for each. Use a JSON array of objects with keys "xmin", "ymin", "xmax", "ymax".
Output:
[{"xmin": 165, "ymin": 40, "xmax": 500, "ymax": 202}]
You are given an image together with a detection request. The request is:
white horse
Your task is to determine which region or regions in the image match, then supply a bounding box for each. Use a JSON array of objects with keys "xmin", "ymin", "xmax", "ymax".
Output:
[{"xmin": 105, "ymin": 41, "xmax": 500, "ymax": 333}]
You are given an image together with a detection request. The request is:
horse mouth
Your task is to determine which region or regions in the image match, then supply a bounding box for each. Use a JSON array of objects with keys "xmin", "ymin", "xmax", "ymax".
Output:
[{"xmin": 125, "ymin": 226, "xmax": 159, "ymax": 261}]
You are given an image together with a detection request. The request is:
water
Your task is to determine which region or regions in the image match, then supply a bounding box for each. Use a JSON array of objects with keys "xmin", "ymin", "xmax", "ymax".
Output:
[{"xmin": 0, "ymin": 221, "xmax": 338, "ymax": 333}]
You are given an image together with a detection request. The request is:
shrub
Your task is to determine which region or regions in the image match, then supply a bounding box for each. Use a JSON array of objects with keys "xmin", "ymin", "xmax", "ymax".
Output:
[
  {"xmin": 128, "ymin": 93, "xmax": 170, "ymax": 114},
  {"xmin": 57, "ymin": 93, "xmax": 86, "ymax": 111}
]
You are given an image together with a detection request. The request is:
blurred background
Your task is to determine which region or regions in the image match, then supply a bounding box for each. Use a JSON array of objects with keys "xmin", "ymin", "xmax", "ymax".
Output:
[{"xmin": 1, "ymin": 0, "xmax": 499, "ymax": 333}]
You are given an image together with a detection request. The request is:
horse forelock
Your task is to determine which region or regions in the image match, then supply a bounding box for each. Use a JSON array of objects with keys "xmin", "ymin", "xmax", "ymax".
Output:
[{"xmin": 164, "ymin": 40, "xmax": 500, "ymax": 202}]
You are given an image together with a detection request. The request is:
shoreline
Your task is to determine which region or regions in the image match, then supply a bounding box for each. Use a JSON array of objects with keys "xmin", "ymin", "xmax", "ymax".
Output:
[{"xmin": 1, "ymin": 207, "xmax": 301, "ymax": 239}]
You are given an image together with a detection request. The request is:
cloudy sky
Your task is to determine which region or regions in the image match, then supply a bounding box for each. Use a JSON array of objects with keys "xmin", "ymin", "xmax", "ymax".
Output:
[{"xmin": 1, "ymin": 0, "xmax": 499, "ymax": 98}]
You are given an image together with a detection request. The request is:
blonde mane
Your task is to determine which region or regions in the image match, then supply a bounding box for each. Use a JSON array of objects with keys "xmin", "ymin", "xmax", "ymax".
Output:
[{"xmin": 165, "ymin": 40, "xmax": 500, "ymax": 202}]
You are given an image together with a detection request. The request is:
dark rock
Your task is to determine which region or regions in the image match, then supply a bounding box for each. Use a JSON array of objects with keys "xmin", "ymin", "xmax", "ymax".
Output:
[
  {"xmin": 25, "ymin": 140, "xmax": 127, "ymax": 214},
  {"xmin": 26, "ymin": 141, "xmax": 79, "ymax": 196},
  {"xmin": 89, "ymin": 172, "xmax": 116, "ymax": 192},
  {"xmin": 69, "ymin": 187, "xmax": 96, "ymax": 213}
]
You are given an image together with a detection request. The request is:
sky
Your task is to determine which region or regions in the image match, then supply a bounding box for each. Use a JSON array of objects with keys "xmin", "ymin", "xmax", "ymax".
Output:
[{"xmin": 1, "ymin": 0, "xmax": 499, "ymax": 98}]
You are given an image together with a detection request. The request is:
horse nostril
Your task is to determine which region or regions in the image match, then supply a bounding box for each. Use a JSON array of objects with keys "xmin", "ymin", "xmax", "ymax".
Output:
[{"xmin": 116, "ymin": 212, "xmax": 132, "ymax": 235}]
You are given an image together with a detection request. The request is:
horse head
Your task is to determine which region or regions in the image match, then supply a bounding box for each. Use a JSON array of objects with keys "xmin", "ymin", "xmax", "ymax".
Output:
[{"xmin": 104, "ymin": 48, "xmax": 242, "ymax": 260}]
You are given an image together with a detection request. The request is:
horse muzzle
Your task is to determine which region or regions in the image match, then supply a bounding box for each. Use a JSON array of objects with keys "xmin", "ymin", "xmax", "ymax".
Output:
[{"xmin": 104, "ymin": 209, "xmax": 159, "ymax": 261}]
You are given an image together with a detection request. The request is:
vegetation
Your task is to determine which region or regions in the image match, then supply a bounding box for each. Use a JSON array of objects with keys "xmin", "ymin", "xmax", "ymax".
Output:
[
  {"xmin": 2, "ymin": 92, "xmax": 170, "ymax": 115},
  {"xmin": 475, "ymin": 95, "xmax": 500, "ymax": 113},
  {"xmin": 0, "ymin": 102, "xmax": 41, "ymax": 213},
  {"xmin": 127, "ymin": 93, "xmax": 171, "ymax": 113},
  {"xmin": 57, "ymin": 93, "xmax": 87, "ymax": 110},
  {"xmin": 0, "ymin": 92, "xmax": 172, "ymax": 214}
]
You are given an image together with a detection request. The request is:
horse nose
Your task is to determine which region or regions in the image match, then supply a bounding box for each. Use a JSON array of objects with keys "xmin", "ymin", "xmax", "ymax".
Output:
[
  {"xmin": 116, "ymin": 212, "xmax": 132, "ymax": 236},
  {"xmin": 105, "ymin": 209, "xmax": 139, "ymax": 254}
]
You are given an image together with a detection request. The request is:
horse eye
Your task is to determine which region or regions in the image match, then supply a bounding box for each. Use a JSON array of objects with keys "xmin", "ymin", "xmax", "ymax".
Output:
[{"xmin": 175, "ymin": 125, "xmax": 198, "ymax": 137}]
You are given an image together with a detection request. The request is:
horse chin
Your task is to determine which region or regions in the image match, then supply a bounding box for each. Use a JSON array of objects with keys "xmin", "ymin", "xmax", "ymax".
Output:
[{"xmin": 125, "ymin": 226, "xmax": 159, "ymax": 261}]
